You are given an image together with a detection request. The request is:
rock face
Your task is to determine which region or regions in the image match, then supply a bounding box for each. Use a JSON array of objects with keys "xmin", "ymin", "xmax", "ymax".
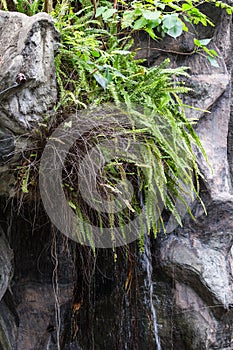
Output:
[
  {"xmin": 1, "ymin": 5, "xmax": 233, "ymax": 350},
  {"xmin": 0, "ymin": 10, "xmax": 59, "ymax": 132},
  {"xmin": 0, "ymin": 228, "xmax": 13, "ymax": 302},
  {"xmin": 0, "ymin": 10, "xmax": 59, "ymax": 195},
  {"xmin": 156, "ymin": 200, "xmax": 233, "ymax": 349},
  {"xmin": 0, "ymin": 10, "xmax": 59, "ymax": 350},
  {"xmin": 0, "ymin": 229, "xmax": 15, "ymax": 350},
  {"xmin": 146, "ymin": 4, "xmax": 233, "ymax": 349}
]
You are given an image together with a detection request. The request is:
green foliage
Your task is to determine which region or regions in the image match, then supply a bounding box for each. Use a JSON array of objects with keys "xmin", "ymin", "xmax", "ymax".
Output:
[
  {"xmin": 194, "ymin": 37, "xmax": 219, "ymax": 67},
  {"xmin": 49, "ymin": 0, "xmax": 211, "ymax": 247},
  {"xmin": 95, "ymin": 0, "xmax": 233, "ymax": 63},
  {"xmin": 11, "ymin": 0, "xmax": 44, "ymax": 15},
  {"xmin": 117, "ymin": 0, "xmax": 233, "ymax": 34},
  {"xmin": 0, "ymin": 0, "xmax": 8, "ymax": 10},
  {"xmin": 52, "ymin": 2, "xmax": 192, "ymax": 110},
  {"xmin": 61, "ymin": 99, "xmax": 204, "ymax": 248},
  {"xmin": 3, "ymin": 0, "xmax": 231, "ymax": 247}
]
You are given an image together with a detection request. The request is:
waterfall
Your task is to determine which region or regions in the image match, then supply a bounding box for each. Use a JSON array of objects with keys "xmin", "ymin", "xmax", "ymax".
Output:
[{"xmin": 142, "ymin": 232, "xmax": 162, "ymax": 350}]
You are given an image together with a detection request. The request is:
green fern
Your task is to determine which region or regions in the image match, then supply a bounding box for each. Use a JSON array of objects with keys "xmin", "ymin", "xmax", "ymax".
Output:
[{"xmin": 2, "ymin": 0, "xmax": 216, "ymax": 249}]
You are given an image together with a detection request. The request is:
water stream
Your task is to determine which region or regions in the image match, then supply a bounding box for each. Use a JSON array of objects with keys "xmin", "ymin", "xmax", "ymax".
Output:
[
  {"xmin": 137, "ymin": 176, "xmax": 162, "ymax": 350},
  {"xmin": 142, "ymin": 231, "xmax": 162, "ymax": 350}
]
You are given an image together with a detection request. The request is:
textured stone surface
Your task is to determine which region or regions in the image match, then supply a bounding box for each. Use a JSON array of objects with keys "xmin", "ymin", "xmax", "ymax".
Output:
[
  {"xmin": 0, "ymin": 228, "xmax": 13, "ymax": 302},
  {"xmin": 0, "ymin": 10, "xmax": 59, "ymax": 196},
  {"xmin": 15, "ymin": 282, "xmax": 72, "ymax": 350},
  {"xmin": 0, "ymin": 293, "xmax": 18, "ymax": 350},
  {"xmin": 179, "ymin": 47, "xmax": 233, "ymax": 199},
  {"xmin": 162, "ymin": 208, "xmax": 233, "ymax": 304},
  {"xmin": 151, "ymin": 6, "xmax": 233, "ymax": 350},
  {"xmin": 0, "ymin": 10, "xmax": 59, "ymax": 132},
  {"xmin": 0, "ymin": 230, "xmax": 15, "ymax": 350},
  {"xmin": 0, "ymin": 126, "xmax": 15, "ymax": 165}
]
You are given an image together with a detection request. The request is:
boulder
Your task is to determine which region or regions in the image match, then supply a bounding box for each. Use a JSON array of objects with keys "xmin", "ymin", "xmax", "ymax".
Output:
[{"xmin": 0, "ymin": 10, "xmax": 59, "ymax": 132}]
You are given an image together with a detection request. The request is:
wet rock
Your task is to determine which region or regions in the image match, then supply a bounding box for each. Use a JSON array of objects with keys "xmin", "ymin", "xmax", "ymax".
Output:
[
  {"xmin": 0, "ymin": 292, "xmax": 18, "ymax": 350},
  {"xmin": 15, "ymin": 282, "xmax": 72, "ymax": 350},
  {"xmin": 0, "ymin": 126, "xmax": 15, "ymax": 165},
  {"xmin": 0, "ymin": 228, "xmax": 13, "ymax": 302},
  {"xmin": 0, "ymin": 228, "xmax": 14, "ymax": 350}
]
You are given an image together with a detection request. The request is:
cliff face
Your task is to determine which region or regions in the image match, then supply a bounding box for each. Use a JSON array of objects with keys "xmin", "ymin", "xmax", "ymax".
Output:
[
  {"xmin": 145, "ymin": 4, "xmax": 233, "ymax": 348},
  {"xmin": 0, "ymin": 7, "xmax": 233, "ymax": 350}
]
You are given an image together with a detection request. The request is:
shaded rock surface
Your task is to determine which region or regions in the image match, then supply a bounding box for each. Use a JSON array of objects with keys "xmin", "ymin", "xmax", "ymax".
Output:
[
  {"xmin": 155, "ymin": 200, "xmax": 233, "ymax": 349},
  {"xmin": 0, "ymin": 292, "xmax": 18, "ymax": 350},
  {"xmin": 0, "ymin": 229, "xmax": 14, "ymax": 350},
  {"xmin": 0, "ymin": 228, "xmax": 13, "ymax": 302}
]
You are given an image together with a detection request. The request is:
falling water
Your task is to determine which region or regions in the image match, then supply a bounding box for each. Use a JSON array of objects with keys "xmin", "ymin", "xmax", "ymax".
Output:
[
  {"xmin": 137, "ymin": 176, "xmax": 162, "ymax": 349},
  {"xmin": 142, "ymin": 232, "xmax": 162, "ymax": 350}
]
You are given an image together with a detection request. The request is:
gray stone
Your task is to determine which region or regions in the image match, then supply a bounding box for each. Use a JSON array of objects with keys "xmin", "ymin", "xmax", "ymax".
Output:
[
  {"xmin": 0, "ymin": 228, "xmax": 13, "ymax": 302},
  {"xmin": 0, "ymin": 10, "xmax": 59, "ymax": 196},
  {"xmin": 0, "ymin": 126, "xmax": 15, "ymax": 165},
  {"xmin": 0, "ymin": 10, "xmax": 59, "ymax": 133},
  {"xmin": 0, "ymin": 295, "xmax": 18, "ymax": 350}
]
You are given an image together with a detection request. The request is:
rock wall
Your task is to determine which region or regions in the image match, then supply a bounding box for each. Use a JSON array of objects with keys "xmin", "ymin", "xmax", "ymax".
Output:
[
  {"xmin": 0, "ymin": 10, "xmax": 61, "ymax": 350},
  {"xmin": 0, "ymin": 6, "xmax": 233, "ymax": 350},
  {"xmin": 145, "ymin": 4, "xmax": 233, "ymax": 349}
]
